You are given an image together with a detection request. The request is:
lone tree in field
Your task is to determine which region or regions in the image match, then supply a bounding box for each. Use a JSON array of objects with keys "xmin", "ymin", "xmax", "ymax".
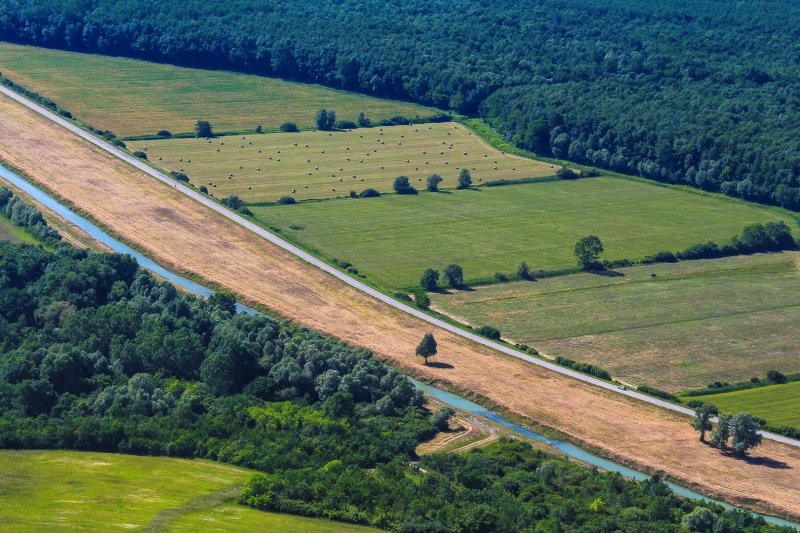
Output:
[
  {"xmin": 426, "ymin": 174, "xmax": 443, "ymax": 192},
  {"xmin": 729, "ymin": 412, "xmax": 764, "ymax": 456},
  {"xmin": 416, "ymin": 333, "xmax": 438, "ymax": 365},
  {"xmin": 691, "ymin": 403, "xmax": 718, "ymax": 442},
  {"xmin": 393, "ymin": 175, "xmax": 418, "ymax": 194},
  {"xmin": 315, "ymin": 109, "xmax": 336, "ymax": 130},
  {"xmin": 456, "ymin": 168, "xmax": 472, "ymax": 189},
  {"xmin": 195, "ymin": 120, "xmax": 213, "ymax": 137},
  {"xmin": 574, "ymin": 235, "xmax": 604, "ymax": 270},
  {"xmin": 443, "ymin": 263, "xmax": 464, "ymax": 288},
  {"xmin": 420, "ymin": 268, "xmax": 440, "ymax": 291}
]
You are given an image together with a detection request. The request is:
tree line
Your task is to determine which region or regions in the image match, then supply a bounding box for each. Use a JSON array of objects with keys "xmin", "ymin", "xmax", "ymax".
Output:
[
  {"xmin": 2, "ymin": 0, "xmax": 800, "ymax": 209},
  {"xmin": 1, "ymin": 241, "xmax": 792, "ymax": 531}
]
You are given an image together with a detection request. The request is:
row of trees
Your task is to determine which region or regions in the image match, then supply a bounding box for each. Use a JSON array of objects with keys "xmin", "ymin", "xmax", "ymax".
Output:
[
  {"xmin": 692, "ymin": 405, "xmax": 763, "ymax": 457},
  {"xmin": 0, "ymin": 242, "xmax": 792, "ymax": 530},
  {"xmin": 0, "ymin": 186, "xmax": 62, "ymax": 245},
  {"xmin": 4, "ymin": 0, "xmax": 800, "ymax": 209},
  {"xmin": 420, "ymin": 264, "xmax": 464, "ymax": 291}
]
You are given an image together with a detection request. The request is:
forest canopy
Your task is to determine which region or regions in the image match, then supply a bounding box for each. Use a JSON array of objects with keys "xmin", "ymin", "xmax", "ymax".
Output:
[{"xmin": 2, "ymin": 0, "xmax": 800, "ymax": 208}]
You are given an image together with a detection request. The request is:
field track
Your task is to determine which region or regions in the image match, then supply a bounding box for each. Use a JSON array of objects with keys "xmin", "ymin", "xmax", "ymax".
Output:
[{"xmin": 3, "ymin": 85, "xmax": 800, "ymax": 520}]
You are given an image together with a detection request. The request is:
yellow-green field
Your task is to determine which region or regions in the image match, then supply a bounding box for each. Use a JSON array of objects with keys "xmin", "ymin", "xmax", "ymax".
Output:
[
  {"xmin": 0, "ymin": 42, "xmax": 436, "ymax": 136},
  {"xmin": 0, "ymin": 216, "xmax": 36, "ymax": 244},
  {"xmin": 0, "ymin": 450, "xmax": 379, "ymax": 532},
  {"xmin": 431, "ymin": 253, "xmax": 800, "ymax": 391},
  {"xmin": 690, "ymin": 381, "xmax": 800, "ymax": 429},
  {"xmin": 130, "ymin": 122, "xmax": 555, "ymax": 202}
]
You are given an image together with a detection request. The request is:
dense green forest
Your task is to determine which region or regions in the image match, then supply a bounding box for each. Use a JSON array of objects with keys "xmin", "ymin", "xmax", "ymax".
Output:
[
  {"xmin": 0, "ymin": 241, "xmax": 791, "ymax": 532},
  {"xmin": 1, "ymin": 0, "xmax": 800, "ymax": 208}
]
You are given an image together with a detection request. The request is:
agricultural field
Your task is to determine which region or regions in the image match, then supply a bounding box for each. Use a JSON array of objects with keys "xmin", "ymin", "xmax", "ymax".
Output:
[
  {"xmin": 0, "ymin": 450, "xmax": 376, "ymax": 532},
  {"xmin": 431, "ymin": 253, "xmax": 800, "ymax": 392},
  {"xmin": 253, "ymin": 176, "xmax": 796, "ymax": 288},
  {"xmin": 690, "ymin": 381, "xmax": 800, "ymax": 429},
  {"xmin": 130, "ymin": 122, "xmax": 554, "ymax": 202},
  {"xmin": 0, "ymin": 42, "xmax": 436, "ymax": 137}
]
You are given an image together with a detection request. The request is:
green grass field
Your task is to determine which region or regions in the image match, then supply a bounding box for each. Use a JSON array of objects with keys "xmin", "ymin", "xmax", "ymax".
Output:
[
  {"xmin": 131, "ymin": 122, "xmax": 554, "ymax": 202},
  {"xmin": 0, "ymin": 216, "xmax": 37, "ymax": 244},
  {"xmin": 431, "ymin": 253, "xmax": 800, "ymax": 391},
  {"xmin": 253, "ymin": 176, "xmax": 796, "ymax": 289},
  {"xmin": 0, "ymin": 42, "xmax": 436, "ymax": 137},
  {"xmin": 0, "ymin": 450, "xmax": 379, "ymax": 532},
  {"xmin": 691, "ymin": 381, "xmax": 800, "ymax": 429}
]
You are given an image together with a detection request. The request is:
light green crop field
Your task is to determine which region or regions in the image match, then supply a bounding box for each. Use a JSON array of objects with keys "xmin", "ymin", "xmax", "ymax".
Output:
[
  {"xmin": 252, "ymin": 176, "xmax": 796, "ymax": 289},
  {"xmin": 432, "ymin": 253, "xmax": 800, "ymax": 391},
  {"xmin": 0, "ymin": 216, "xmax": 36, "ymax": 244},
  {"xmin": 0, "ymin": 42, "xmax": 436, "ymax": 136},
  {"xmin": 130, "ymin": 122, "xmax": 554, "ymax": 202},
  {"xmin": 690, "ymin": 381, "xmax": 800, "ymax": 429},
  {"xmin": 0, "ymin": 450, "xmax": 378, "ymax": 532}
]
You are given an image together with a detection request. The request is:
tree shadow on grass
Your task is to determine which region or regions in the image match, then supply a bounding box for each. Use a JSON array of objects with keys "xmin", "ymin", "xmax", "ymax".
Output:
[
  {"xmin": 591, "ymin": 269, "xmax": 624, "ymax": 277},
  {"xmin": 426, "ymin": 361, "xmax": 455, "ymax": 369}
]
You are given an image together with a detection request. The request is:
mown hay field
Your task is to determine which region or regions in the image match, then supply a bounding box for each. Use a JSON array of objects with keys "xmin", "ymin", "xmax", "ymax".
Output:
[
  {"xmin": 0, "ymin": 42, "xmax": 436, "ymax": 136},
  {"xmin": 691, "ymin": 381, "xmax": 800, "ymax": 429},
  {"xmin": 0, "ymin": 450, "xmax": 378, "ymax": 533},
  {"xmin": 130, "ymin": 122, "xmax": 554, "ymax": 202},
  {"xmin": 253, "ymin": 176, "xmax": 796, "ymax": 288},
  {"xmin": 5, "ymin": 92, "xmax": 800, "ymax": 520},
  {"xmin": 431, "ymin": 253, "xmax": 800, "ymax": 391}
]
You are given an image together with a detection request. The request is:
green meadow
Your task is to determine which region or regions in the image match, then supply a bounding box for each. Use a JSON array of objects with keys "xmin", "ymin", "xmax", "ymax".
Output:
[
  {"xmin": 253, "ymin": 176, "xmax": 796, "ymax": 289},
  {"xmin": 0, "ymin": 450, "xmax": 378, "ymax": 532},
  {"xmin": 0, "ymin": 215, "xmax": 37, "ymax": 244},
  {"xmin": 691, "ymin": 381, "xmax": 800, "ymax": 429},
  {"xmin": 0, "ymin": 42, "xmax": 436, "ymax": 137},
  {"xmin": 431, "ymin": 253, "xmax": 800, "ymax": 391}
]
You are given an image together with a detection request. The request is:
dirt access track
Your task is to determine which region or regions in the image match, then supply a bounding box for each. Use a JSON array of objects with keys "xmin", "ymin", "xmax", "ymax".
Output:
[{"xmin": 1, "ymin": 93, "xmax": 799, "ymax": 520}]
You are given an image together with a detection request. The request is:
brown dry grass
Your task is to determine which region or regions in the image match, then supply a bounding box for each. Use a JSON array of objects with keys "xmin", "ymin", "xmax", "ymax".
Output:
[{"xmin": 2, "ymin": 94, "xmax": 800, "ymax": 520}]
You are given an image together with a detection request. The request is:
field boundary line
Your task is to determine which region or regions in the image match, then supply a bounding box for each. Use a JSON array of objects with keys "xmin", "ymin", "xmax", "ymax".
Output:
[{"xmin": 2, "ymin": 83, "xmax": 798, "ymax": 448}]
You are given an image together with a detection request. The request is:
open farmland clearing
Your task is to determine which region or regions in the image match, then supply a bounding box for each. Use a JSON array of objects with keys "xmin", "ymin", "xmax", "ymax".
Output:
[
  {"xmin": 129, "ymin": 122, "xmax": 554, "ymax": 202},
  {"xmin": 0, "ymin": 450, "xmax": 377, "ymax": 532},
  {"xmin": 0, "ymin": 42, "xmax": 436, "ymax": 136},
  {"xmin": 431, "ymin": 253, "xmax": 800, "ymax": 391},
  {"xmin": 6, "ymin": 92, "xmax": 800, "ymax": 520},
  {"xmin": 253, "ymin": 177, "xmax": 796, "ymax": 288},
  {"xmin": 690, "ymin": 381, "xmax": 800, "ymax": 429}
]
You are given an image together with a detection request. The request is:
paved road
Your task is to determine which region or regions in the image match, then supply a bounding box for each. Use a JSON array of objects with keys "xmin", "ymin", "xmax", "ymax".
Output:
[{"xmin": 3, "ymin": 84, "xmax": 797, "ymax": 448}]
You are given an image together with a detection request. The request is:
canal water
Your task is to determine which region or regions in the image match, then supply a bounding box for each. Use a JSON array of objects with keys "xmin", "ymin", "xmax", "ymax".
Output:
[{"xmin": 1, "ymin": 162, "xmax": 796, "ymax": 529}]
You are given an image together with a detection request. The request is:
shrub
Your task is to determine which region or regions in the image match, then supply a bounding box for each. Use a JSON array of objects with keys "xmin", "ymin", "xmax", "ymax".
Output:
[
  {"xmin": 555, "ymin": 356, "xmax": 612, "ymax": 380},
  {"xmin": 647, "ymin": 251, "xmax": 678, "ymax": 263},
  {"xmin": 430, "ymin": 407, "xmax": 455, "ymax": 431},
  {"xmin": 349, "ymin": 190, "xmax": 358, "ymax": 198},
  {"xmin": 443, "ymin": 264, "xmax": 464, "ymax": 287},
  {"xmin": 133, "ymin": 150, "xmax": 147, "ymax": 159},
  {"xmin": 426, "ymin": 174, "xmax": 443, "ymax": 192},
  {"xmin": 494, "ymin": 272, "xmax": 509, "ymax": 282},
  {"xmin": 456, "ymin": 168, "xmax": 472, "ymax": 189},
  {"xmin": 280, "ymin": 122, "xmax": 299, "ymax": 133},
  {"xmin": 676, "ymin": 241, "xmax": 722, "ymax": 260},
  {"xmin": 476, "ymin": 325, "xmax": 501, "ymax": 340},
  {"xmin": 556, "ymin": 166, "xmax": 580, "ymax": 180},
  {"xmin": 171, "ymin": 171, "xmax": 189, "ymax": 182},
  {"xmin": 221, "ymin": 195, "xmax": 245, "ymax": 210},
  {"xmin": 517, "ymin": 262, "xmax": 531, "ymax": 279},
  {"xmin": 277, "ymin": 196, "xmax": 297, "ymax": 205},
  {"xmin": 393, "ymin": 176, "xmax": 417, "ymax": 195},
  {"xmin": 420, "ymin": 269, "xmax": 439, "ymax": 291},
  {"xmin": 357, "ymin": 112, "xmax": 371, "ymax": 128},
  {"xmin": 199, "ymin": 186, "xmax": 208, "ymax": 194},
  {"xmin": 358, "ymin": 188, "xmax": 380, "ymax": 198},
  {"xmin": 255, "ymin": 124, "xmax": 263, "ymax": 134},
  {"xmin": 411, "ymin": 288, "xmax": 430, "ymax": 309},
  {"xmin": 195, "ymin": 120, "xmax": 213, "ymax": 137},
  {"xmin": 767, "ymin": 370, "xmax": 787, "ymax": 384},
  {"xmin": 156, "ymin": 130, "xmax": 173, "ymax": 138},
  {"xmin": 335, "ymin": 119, "xmax": 357, "ymax": 129},
  {"xmin": 637, "ymin": 385, "xmax": 679, "ymax": 402}
]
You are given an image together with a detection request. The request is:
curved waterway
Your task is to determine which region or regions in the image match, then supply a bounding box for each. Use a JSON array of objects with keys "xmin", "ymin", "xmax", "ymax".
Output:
[{"xmin": 1, "ymin": 163, "xmax": 796, "ymax": 529}]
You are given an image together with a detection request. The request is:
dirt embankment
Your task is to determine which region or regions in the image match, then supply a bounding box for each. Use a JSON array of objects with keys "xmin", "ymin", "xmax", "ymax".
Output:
[{"xmin": 1, "ymin": 94, "xmax": 800, "ymax": 520}]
